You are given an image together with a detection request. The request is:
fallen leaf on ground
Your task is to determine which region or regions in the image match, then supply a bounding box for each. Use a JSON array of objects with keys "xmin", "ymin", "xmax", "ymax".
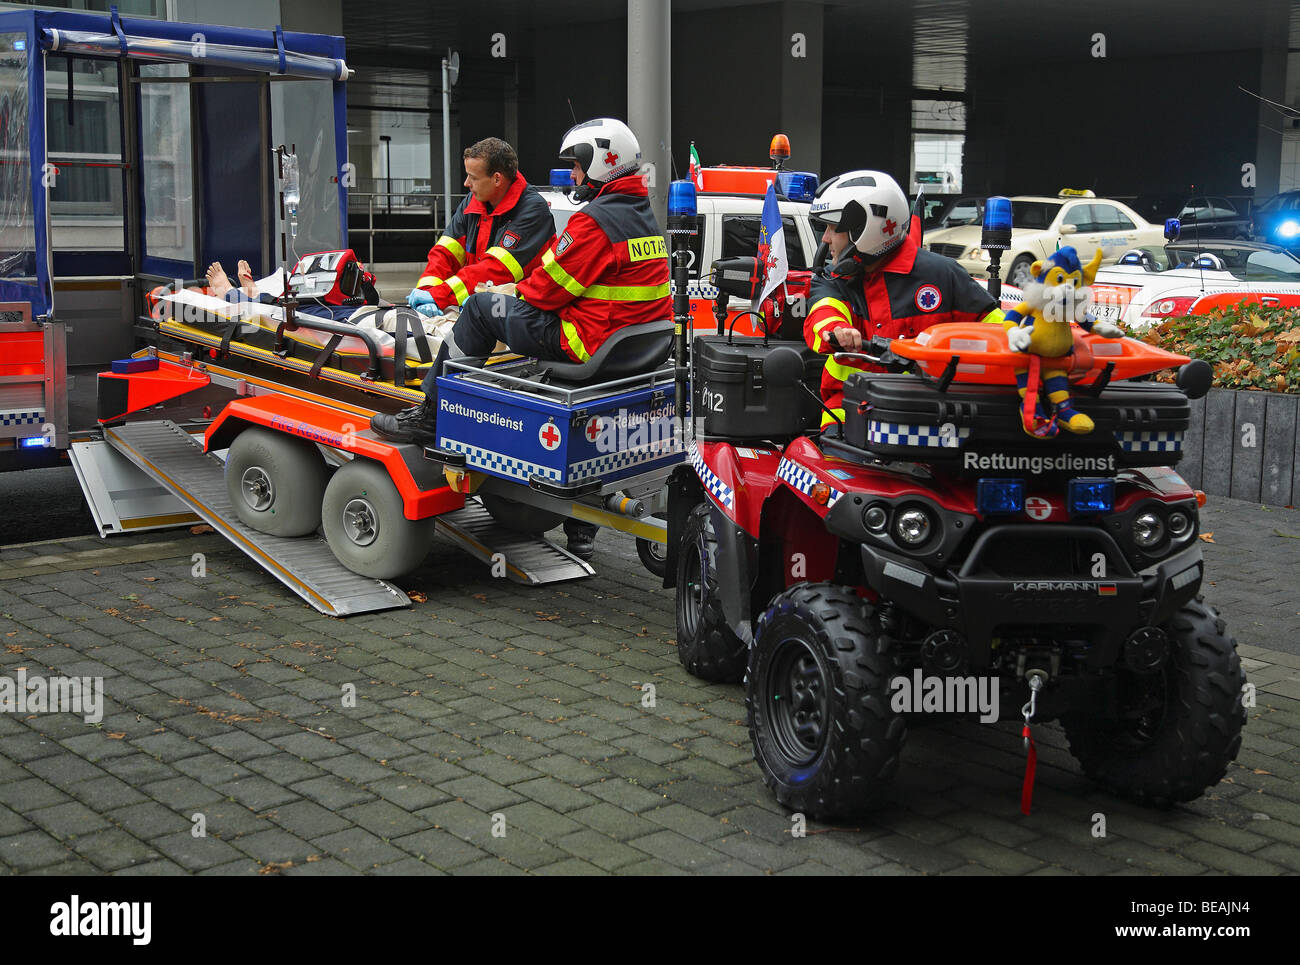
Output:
[
  {"xmin": 190, "ymin": 524, "xmax": 214, "ymax": 535},
  {"xmin": 409, "ymin": 591, "xmax": 428, "ymax": 603},
  {"xmin": 1199, "ymin": 533, "xmax": 1215, "ymax": 543},
  {"xmin": 105, "ymin": 732, "xmax": 125, "ymax": 740},
  {"xmin": 257, "ymin": 860, "xmax": 293, "ymax": 874}
]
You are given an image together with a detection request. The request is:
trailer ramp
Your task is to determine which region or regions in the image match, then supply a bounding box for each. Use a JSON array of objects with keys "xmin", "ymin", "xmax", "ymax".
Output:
[
  {"xmin": 103, "ymin": 420, "xmax": 408, "ymax": 616},
  {"xmin": 435, "ymin": 501, "xmax": 594, "ymax": 585}
]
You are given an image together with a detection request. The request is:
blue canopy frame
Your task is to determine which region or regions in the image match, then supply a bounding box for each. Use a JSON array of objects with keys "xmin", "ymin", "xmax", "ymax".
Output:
[{"xmin": 0, "ymin": 6, "xmax": 350, "ymax": 319}]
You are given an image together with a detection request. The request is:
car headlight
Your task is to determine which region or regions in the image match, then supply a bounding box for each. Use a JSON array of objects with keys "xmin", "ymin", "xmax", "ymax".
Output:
[
  {"xmin": 1133, "ymin": 511, "xmax": 1165, "ymax": 549},
  {"xmin": 969, "ymin": 248, "xmax": 989, "ymax": 262},
  {"xmin": 894, "ymin": 507, "xmax": 934, "ymax": 545}
]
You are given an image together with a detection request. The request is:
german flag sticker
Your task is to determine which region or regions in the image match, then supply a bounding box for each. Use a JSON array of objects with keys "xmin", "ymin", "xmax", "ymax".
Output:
[{"xmin": 1098, "ymin": 583, "xmax": 1118, "ymax": 597}]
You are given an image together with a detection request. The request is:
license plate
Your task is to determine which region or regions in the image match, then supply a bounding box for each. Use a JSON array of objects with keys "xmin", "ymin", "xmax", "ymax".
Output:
[{"xmin": 1091, "ymin": 303, "xmax": 1122, "ymax": 321}]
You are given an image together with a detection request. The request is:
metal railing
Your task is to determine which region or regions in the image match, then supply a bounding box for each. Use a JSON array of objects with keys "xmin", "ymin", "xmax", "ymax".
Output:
[{"xmin": 348, "ymin": 190, "xmax": 468, "ymax": 264}]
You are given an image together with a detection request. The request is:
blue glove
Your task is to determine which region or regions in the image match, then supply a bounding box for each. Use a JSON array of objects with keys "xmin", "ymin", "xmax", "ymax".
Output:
[
  {"xmin": 406, "ymin": 288, "xmax": 436, "ymax": 310},
  {"xmin": 413, "ymin": 301, "xmax": 442, "ymax": 318}
]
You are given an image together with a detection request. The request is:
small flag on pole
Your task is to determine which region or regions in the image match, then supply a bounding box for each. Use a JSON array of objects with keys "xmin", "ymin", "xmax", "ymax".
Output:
[
  {"xmin": 757, "ymin": 182, "xmax": 789, "ymax": 306},
  {"xmin": 689, "ymin": 142, "xmax": 702, "ymax": 189}
]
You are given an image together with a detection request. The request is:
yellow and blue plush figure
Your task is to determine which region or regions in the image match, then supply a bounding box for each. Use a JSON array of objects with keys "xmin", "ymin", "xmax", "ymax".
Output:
[{"xmin": 1003, "ymin": 246, "xmax": 1123, "ymax": 437}]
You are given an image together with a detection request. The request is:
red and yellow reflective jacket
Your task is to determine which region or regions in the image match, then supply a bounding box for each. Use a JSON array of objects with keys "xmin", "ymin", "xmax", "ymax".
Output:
[
  {"xmin": 417, "ymin": 173, "xmax": 554, "ymax": 309},
  {"xmin": 805, "ymin": 231, "xmax": 1000, "ymax": 426},
  {"xmin": 516, "ymin": 174, "xmax": 670, "ymax": 362}
]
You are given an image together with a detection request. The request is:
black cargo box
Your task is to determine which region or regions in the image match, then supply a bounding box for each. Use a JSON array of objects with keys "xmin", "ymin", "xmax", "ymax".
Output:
[
  {"xmin": 693, "ymin": 335, "xmax": 826, "ymax": 440},
  {"xmin": 841, "ymin": 374, "xmax": 1190, "ymax": 472}
]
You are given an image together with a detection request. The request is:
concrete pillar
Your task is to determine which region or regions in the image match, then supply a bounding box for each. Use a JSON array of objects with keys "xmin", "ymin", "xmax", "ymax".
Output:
[
  {"xmin": 628, "ymin": 0, "xmax": 670, "ymax": 228},
  {"xmin": 779, "ymin": 1, "xmax": 822, "ymax": 175},
  {"xmin": 1255, "ymin": 0, "xmax": 1289, "ymax": 198}
]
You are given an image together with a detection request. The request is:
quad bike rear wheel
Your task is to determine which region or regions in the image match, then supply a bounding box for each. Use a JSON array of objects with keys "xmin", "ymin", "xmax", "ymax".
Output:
[
  {"xmin": 480, "ymin": 492, "xmax": 564, "ymax": 536},
  {"xmin": 636, "ymin": 536, "xmax": 668, "ymax": 578},
  {"xmin": 747, "ymin": 582, "xmax": 905, "ymax": 819},
  {"xmin": 1063, "ymin": 597, "xmax": 1245, "ymax": 806},
  {"xmin": 674, "ymin": 502, "xmax": 746, "ymax": 683}
]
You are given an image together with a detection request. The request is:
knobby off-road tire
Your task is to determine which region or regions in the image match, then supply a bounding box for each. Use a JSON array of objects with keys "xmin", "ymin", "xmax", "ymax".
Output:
[
  {"xmin": 225, "ymin": 427, "xmax": 328, "ymax": 537},
  {"xmin": 479, "ymin": 492, "xmax": 564, "ymax": 536},
  {"xmin": 747, "ymin": 582, "xmax": 905, "ymax": 819},
  {"xmin": 321, "ymin": 459, "xmax": 435, "ymax": 579},
  {"xmin": 1064, "ymin": 597, "xmax": 1245, "ymax": 806},
  {"xmin": 674, "ymin": 502, "xmax": 746, "ymax": 683}
]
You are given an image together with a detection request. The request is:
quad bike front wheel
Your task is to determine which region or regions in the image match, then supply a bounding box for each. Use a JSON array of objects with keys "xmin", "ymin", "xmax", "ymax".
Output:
[
  {"xmin": 674, "ymin": 502, "xmax": 746, "ymax": 683},
  {"xmin": 1063, "ymin": 597, "xmax": 1245, "ymax": 806},
  {"xmin": 747, "ymin": 582, "xmax": 905, "ymax": 819}
]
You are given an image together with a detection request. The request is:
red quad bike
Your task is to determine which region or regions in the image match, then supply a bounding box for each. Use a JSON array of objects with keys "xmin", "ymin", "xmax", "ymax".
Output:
[{"xmin": 664, "ymin": 310, "xmax": 1246, "ymax": 819}]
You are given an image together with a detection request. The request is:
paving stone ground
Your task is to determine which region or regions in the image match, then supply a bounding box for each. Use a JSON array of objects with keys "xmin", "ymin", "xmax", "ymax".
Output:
[{"xmin": 0, "ymin": 495, "xmax": 1297, "ymax": 875}]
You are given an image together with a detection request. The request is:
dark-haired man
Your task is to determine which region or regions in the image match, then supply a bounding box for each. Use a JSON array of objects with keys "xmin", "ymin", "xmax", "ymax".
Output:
[{"xmin": 407, "ymin": 137, "xmax": 555, "ymax": 314}]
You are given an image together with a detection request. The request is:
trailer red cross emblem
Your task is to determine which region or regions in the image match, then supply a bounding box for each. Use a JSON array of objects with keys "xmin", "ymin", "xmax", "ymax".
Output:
[
  {"xmin": 539, "ymin": 422, "xmax": 561, "ymax": 450},
  {"xmin": 604, "ymin": 151, "xmax": 619, "ymax": 167},
  {"xmin": 585, "ymin": 417, "xmax": 603, "ymax": 441}
]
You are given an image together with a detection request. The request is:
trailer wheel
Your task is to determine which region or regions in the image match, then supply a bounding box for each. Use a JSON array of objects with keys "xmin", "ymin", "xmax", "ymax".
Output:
[
  {"xmin": 636, "ymin": 536, "xmax": 668, "ymax": 578},
  {"xmin": 224, "ymin": 427, "xmax": 328, "ymax": 537},
  {"xmin": 674, "ymin": 502, "xmax": 746, "ymax": 682},
  {"xmin": 479, "ymin": 492, "xmax": 564, "ymax": 536},
  {"xmin": 1063, "ymin": 597, "xmax": 1245, "ymax": 806},
  {"xmin": 321, "ymin": 459, "xmax": 435, "ymax": 579},
  {"xmin": 748, "ymin": 582, "xmax": 904, "ymax": 819}
]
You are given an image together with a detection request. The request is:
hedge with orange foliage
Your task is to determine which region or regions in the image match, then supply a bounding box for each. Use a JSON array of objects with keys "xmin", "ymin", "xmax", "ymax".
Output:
[{"xmin": 1135, "ymin": 305, "xmax": 1300, "ymax": 392}]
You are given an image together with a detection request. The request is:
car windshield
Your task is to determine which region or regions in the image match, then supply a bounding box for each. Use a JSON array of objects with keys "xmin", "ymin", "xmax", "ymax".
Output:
[
  {"xmin": 1245, "ymin": 248, "xmax": 1300, "ymax": 282},
  {"xmin": 1257, "ymin": 193, "xmax": 1300, "ymax": 214},
  {"xmin": 1012, "ymin": 202, "xmax": 1062, "ymax": 230}
]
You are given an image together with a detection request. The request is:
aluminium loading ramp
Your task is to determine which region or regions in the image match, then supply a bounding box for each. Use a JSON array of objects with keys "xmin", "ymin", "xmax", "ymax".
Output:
[
  {"xmin": 434, "ymin": 501, "xmax": 594, "ymax": 585},
  {"xmin": 103, "ymin": 421, "xmax": 409, "ymax": 616}
]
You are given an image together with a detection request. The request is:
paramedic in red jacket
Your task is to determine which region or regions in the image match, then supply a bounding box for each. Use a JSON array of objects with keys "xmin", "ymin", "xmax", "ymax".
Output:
[
  {"xmin": 372, "ymin": 118, "xmax": 670, "ymax": 558},
  {"xmin": 804, "ymin": 170, "xmax": 1002, "ymax": 428},
  {"xmin": 406, "ymin": 137, "xmax": 555, "ymax": 315}
]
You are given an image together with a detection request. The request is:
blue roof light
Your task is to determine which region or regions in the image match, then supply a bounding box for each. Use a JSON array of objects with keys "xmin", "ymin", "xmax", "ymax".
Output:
[
  {"xmin": 777, "ymin": 171, "xmax": 819, "ymax": 203},
  {"xmin": 668, "ymin": 179, "xmax": 697, "ymax": 217},
  {"xmin": 983, "ymin": 196, "xmax": 1012, "ymax": 232},
  {"xmin": 1164, "ymin": 217, "xmax": 1181, "ymax": 241},
  {"xmin": 549, "ymin": 168, "xmax": 573, "ymax": 187},
  {"xmin": 19, "ymin": 436, "xmax": 46, "ymax": 449}
]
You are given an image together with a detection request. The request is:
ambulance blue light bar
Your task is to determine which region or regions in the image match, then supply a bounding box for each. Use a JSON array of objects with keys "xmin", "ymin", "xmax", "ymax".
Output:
[
  {"xmin": 549, "ymin": 168, "xmax": 573, "ymax": 187},
  {"xmin": 668, "ymin": 180, "xmax": 697, "ymax": 217},
  {"xmin": 18, "ymin": 437, "xmax": 46, "ymax": 449},
  {"xmin": 1068, "ymin": 478, "xmax": 1115, "ymax": 514},
  {"xmin": 976, "ymin": 478, "xmax": 1025, "ymax": 515},
  {"xmin": 776, "ymin": 171, "xmax": 819, "ymax": 203}
]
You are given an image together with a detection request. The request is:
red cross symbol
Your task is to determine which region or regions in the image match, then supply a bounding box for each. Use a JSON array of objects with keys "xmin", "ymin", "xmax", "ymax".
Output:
[
  {"xmin": 882, "ymin": 218, "xmax": 897, "ymax": 236},
  {"xmin": 539, "ymin": 422, "xmax": 561, "ymax": 450},
  {"xmin": 604, "ymin": 150, "xmax": 619, "ymax": 167},
  {"xmin": 585, "ymin": 416, "xmax": 602, "ymax": 441}
]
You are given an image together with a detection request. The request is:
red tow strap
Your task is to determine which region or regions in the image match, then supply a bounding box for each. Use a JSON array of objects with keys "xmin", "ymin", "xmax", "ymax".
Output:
[
  {"xmin": 1021, "ymin": 724, "xmax": 1038, "ymax": 815},
  {"xmin": 1020, "ymin": 352, "xmax": 1059, "ymax": 438}
]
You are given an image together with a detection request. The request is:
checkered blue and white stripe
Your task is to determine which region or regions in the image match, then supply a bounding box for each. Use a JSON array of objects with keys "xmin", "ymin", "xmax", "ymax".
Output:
[
  {"xmin": 689, "ymin": 441, "xmax": 734, "ymax": 509},
  {"xmin": 439, "ymin": 438, "xmax": 563, "ymax": 483},
  {"xmin": 867, "ymin": 421, "xmax": 970, "ymax": 449},
  {"xmin": 777, "ymin": 458, "xmax": 842, "ymax": 507},
  {"xmin": 0, "ymin": 410, "xmax": 45, "ymax": 428},
  {"xmin": 1117, "ymin": 430, "xmax": 1183, "ymax": 453},
  {"xmin": 569, "ymin": 437, "xmax": 683, "ymax": 482},
  {"xmin": 675, "ymin": 280, "xmax": 720, "ymax": 299}
]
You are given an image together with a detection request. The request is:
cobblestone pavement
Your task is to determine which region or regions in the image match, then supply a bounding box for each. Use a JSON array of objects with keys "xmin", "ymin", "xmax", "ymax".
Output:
[{"xmin": 0, "ymin": 495, "xmax": 1296, "ymax": 876}]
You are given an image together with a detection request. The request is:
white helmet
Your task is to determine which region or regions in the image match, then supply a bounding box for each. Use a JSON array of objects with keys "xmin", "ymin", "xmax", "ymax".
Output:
[
  {"xmin": 558, "ymin": 118, "xmax": 642, "ymax": 184},
  {"xmin": 810, "ymin": 169, "xmax": 910, "ymax": 258}
]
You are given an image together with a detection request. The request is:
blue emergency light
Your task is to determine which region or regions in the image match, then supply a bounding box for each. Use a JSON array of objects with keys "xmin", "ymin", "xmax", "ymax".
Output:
[
  {"xmin": 1067, "ymin": 478, "xmax": 1115, "ymax": 514},
  {"xmin": 1164, "ymin": 217, "xmax": 1181, "ymax": 241},
  {"xmin": 982, "ymin": 196, "xmax": 1012, "ymax": 232},
  {"xmin": 1278, "ymin": 220, "xmax": 1300, "ymax": 240},
  {"xmin": 776, "ymin": 171, "xmax": 819, "ymax": 203},
  {"xmin": 18, "ymin": 436, "xmax": 46, "ymax": 449},
  {"xmin": 13, "ymin": 39, "xmax": 26, "ymax": 51},
  {"xmin": 549, "ymin": 168, "xmax": 573, "ymax": 187},
  {"xmin": 976, "ymin": 478, "xmax": 1025, "ymax": 515},
  {"xmin": 667, "ymin": 179, "xmax": 697, "ymax": 217}
]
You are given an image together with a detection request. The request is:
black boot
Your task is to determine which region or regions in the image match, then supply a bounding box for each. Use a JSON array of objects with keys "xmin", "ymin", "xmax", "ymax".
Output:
[
  {"xmin": 370, "ymin": 397, "xmax": 438, "ymax": 445},
  {"xmin": 564, "ymin": 520, "xmax": 597, "ymax": 561}
]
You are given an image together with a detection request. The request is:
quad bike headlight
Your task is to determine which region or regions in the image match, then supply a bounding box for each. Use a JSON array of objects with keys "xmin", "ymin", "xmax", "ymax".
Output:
[
  {"xmin": 1167, "ymin": 510, "xmax": 1191, "ymax": 539},
  {"xmin": 1133, "ymin": 511, "xmax": 1165, "ymax": 549},
  {"xmin": 863, "ymin": 504, "xmax": 889, "ymax": 534},
  {"xmin": 893, "ymin": 507, "xmax": 934, "ymax": 546}
]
